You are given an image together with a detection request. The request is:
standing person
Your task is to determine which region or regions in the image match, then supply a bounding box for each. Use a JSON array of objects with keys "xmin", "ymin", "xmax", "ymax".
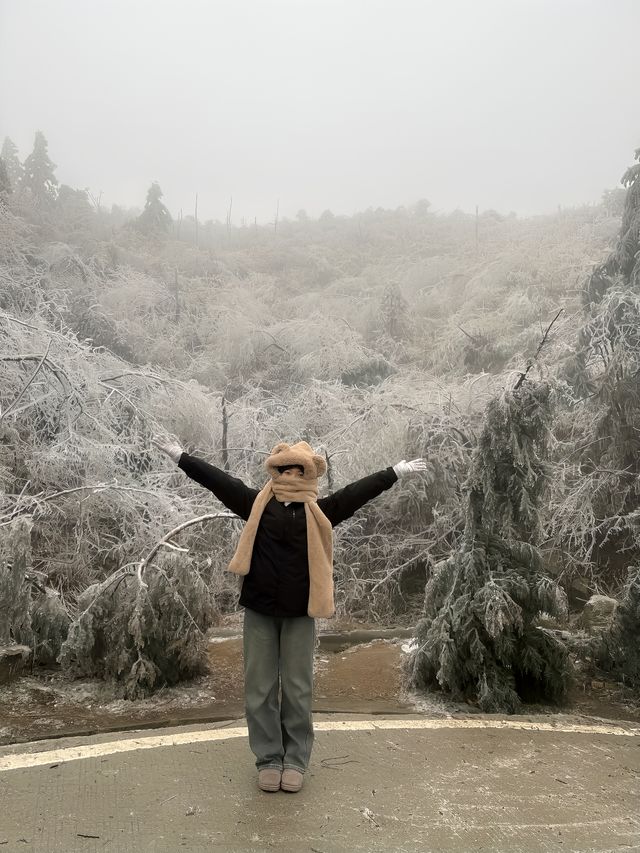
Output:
[{"xmin": 152, "ymin": 436, "xmax": 426, "ymax": 793}]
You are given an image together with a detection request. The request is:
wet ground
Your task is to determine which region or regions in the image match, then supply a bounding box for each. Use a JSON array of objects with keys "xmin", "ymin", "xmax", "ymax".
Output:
[
  {"xmin": 1, "ymin": 617, "xmax": 639, "ymax": 746},
  {"xmin": 0, "ymin": 631, "xmax": 416, "ymax": 746}
]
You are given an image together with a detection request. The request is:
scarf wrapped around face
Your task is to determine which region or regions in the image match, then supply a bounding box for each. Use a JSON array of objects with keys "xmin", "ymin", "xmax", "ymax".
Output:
[{"xmin": 227, "ymin": 441, "xmax": 334, "ymax": 618}]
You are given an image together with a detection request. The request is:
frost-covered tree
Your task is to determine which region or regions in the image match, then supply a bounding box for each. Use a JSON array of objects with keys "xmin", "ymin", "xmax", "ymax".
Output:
[
  {"xmin": 59, "ymin": 522, "xmax": 220, "ymax": 699},
  {"xmin": 0, "ymin": 157, "xmax": 11, "ymax": 197},
  {"xmin": 136, "ymin": 181, "xmax": 172, "ymax": 234},
  {"xmin": 319, "ymin": 208, "xmax": 335, "ymax": 225},
  {"xmin": 0, "ymin": 517, "xmax": 70, "ymax": 664},
  {"xmin": 21, "ymin": 130, "xmax": 58, "ymax": 201},
  {"xmin": 601, "ymin": 186, "xmax": 627, "ymax": 218},
  {"xmin": 56, "ymin": 184, "xmax": 94, "ymax": 238},
  {"xmin": 0, "ymin": 518, "xmax": 32, "ymax": 646},
  {"xmin": 597, "ymin": 566, "xmax": 640, "ymax": 688},
  {"xmin": 406, "ymin": 378, "xmax": 571, "ymax": 712},
  {"xmin": 583, "ymin": 150, "xmax": 639, "ymax": 308},
  {"xmin": 558, "ymin": 147, "xmax": 640, "ymax": 579},
  {"xmin": 413, "ymin": 198, "xmax": 432, "ymax": 217},
  {"xmin": 59, "ymin": 557, "xmax": 217, "ymax": 699},
  {"xmin": 380, "ymin": 282, "xmax": 411, "ymax": 341},
  {"xmin": 1, "ymin": 137, "xmax": 23, "ymax": 187}
]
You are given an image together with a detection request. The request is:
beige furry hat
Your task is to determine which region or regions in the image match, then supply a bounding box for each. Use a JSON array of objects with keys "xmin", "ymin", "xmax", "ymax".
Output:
[{"xmin": 265, "ymin": 441, "xmax": 327, "ymax": 481}]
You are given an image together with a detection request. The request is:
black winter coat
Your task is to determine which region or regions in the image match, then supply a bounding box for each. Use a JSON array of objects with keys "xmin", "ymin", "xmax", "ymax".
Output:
[{"xmin": 178, "ymin": 453, "xmax": 398, "ymax": 617}]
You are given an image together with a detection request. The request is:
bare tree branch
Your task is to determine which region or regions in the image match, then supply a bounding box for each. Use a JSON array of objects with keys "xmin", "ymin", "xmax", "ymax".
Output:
[{"xmin": 514, "ymin": 308, "xmax": 564, "ymax": 390}]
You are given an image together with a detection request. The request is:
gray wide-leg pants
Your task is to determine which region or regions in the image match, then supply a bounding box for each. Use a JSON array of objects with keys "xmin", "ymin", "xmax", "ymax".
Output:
[{"xmin": 243, "ymin": 607, "xmax": 316, "ymax": 773}]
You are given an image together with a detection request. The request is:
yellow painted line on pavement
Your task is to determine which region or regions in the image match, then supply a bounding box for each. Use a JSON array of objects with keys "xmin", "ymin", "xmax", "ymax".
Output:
[{"xmin": 1, "ymin": 717, "xmax": 639, "ymax": 773}]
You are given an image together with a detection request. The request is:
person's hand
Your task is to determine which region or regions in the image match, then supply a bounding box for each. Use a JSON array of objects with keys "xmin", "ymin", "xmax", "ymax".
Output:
[
  {"xmin": 151, "ymin": 434, "xmax": 184, "ymax": 464},
  {"xmin": 393, "ymin": 458, "xmax": 427, "ymax": 478}
]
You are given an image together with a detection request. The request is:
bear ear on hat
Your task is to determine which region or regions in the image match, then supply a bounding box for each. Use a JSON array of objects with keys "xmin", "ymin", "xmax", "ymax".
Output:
[
  {"xmin": 270, "ymin": 442, "xmax": 290, "ymax": 455},
  {"xmin": 312, "ymin": 453, "xmax": 327, "ymax": 477}
]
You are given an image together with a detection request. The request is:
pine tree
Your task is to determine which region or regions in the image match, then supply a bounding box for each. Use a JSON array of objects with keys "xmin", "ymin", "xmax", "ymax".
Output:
[
  {"xmin": 380, "ymin": 282, "xmax": 411, "ymax": 341},
  {"xmin": 0, "ymin": 157, "xmax": 11, "ymax": 197},
  {"xmin": 563, "ymin": 147, "xmax": 640, "ymax": 573},
  {"xmin": 1, "ymin": 137, "xmax": 23, "ymax": 187},
  {"xmin": 601, "ymin": 186, "xmax": 627, "ymax": 218},
  {"xmin": 56, "ymin": 184, "xmax": 94, "ymax": 236},
  {"xmin": 136, "ymin": 181, "xmax": 172, "ymax": 234},
  {"xmin": 581, "ymin": 148, "xmax": 639, "ymax": 309},
  {"xmin": 597, "ymin": 566, "xmax": 640, "ymax": 688},
  {"xmin": 0, "ymin": 518, "xmax": 32, "ymax": 646},
  {"xmin": 565, "ymin": 148, "xmax": 640, "ymax": 680},
  {"xmin": 59, "ymin": 550, "xmax": 217, "ymax": 698},
  {"xmin": 0, "ymin": 517, "xmax": 69, "ymax": 663},
  {"xmin": 21, "ymin": 130, "xmax": 58, "ymax": 201},
  {"xmin": 406, "ymin": 378, "xmax": 572, "ymax": 712}
]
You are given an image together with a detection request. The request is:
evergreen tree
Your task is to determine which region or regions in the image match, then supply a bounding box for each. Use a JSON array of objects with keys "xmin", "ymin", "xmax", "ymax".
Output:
[
  {"xmin": 56, "ymin": 184, "xmax": 94, "ymax": 237},
  {"xmin": 597, "ymin": 566, "xmax": 640, "ymax": 688},
  {"xmin": 565, "ymin": 148, "xmax": 640, "ymax": 676},
  {"xmin": 0, "ymin": 518, "xmax": 32, "ymax": 646},
  {"xmin": 136, "ymin": 181, "xmax": 172, "ymax": 234},
  {"xmin": 1, "ymin": 136, "xmax": 23, "ymax": 187},
  {"xmin": 380, "ymin": 282, "xmax": 411, "ymax": 340},
  {"xmin": 406, "ymin": 378, "xmax": 571, "ymax": 712},
  {"xmin": 21, "ymin": 130, "xmax": 58, "ymax": 201},
  {"xmin": 59, "ymin": 550, "xmax": 216, "ymax": 699},
  {"xmin": 413, "ymin": 198, "xmax": 432, "ymax": 217},
  {"xmin": 0, "ymin": 517, "xmax": 69, "ymax": 664},
  {"xmin": 601, "ymin": 186, "xmax": 627, "ymax": 218},
  {"xmin": 0, "ymin": 157, "xmax": 11, "ymax": 197},
  {"xmin": 563, "ymin": 147, "xmax": 640, "ymax": 572},
  {"xmin": 581, "ymin": 147, "xmax": 639, "ymax": 309}
]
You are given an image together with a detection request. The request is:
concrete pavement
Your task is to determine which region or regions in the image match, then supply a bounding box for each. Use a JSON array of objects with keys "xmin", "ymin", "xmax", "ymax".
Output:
[{"xmin": 0, "ymin": 714, "xmax": 639, "ymax": 852}]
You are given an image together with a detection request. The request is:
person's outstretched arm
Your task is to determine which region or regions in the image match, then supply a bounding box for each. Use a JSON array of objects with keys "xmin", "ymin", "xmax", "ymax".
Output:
[
  {"xmin": 318, "ymin": 458, "xmax": 426, "ymax": 526},
  {"xmin": 152, "ymin": 435, "xmax": 259, "ymax": 521}
]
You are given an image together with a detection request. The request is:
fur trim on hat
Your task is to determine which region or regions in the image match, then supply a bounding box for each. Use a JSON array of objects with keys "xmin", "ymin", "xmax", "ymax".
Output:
[{"xmin": 265, "ymin": 441, "xmax": 327, "ymax": 480}]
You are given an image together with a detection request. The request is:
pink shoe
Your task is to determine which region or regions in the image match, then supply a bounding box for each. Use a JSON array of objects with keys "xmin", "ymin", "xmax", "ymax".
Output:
[
  {"xmin": 280, "ymin": 768, "xmax": 304, "ymax": 792},
  {"xmin": 258, "ymin": 768, "xmax": 282, "ymax": 792}
]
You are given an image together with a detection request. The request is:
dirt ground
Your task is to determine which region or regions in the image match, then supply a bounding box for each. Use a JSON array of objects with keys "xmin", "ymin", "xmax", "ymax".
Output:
[{"xmin": 1, "ymin": 618, "xmax": 639, "ymax": 746}]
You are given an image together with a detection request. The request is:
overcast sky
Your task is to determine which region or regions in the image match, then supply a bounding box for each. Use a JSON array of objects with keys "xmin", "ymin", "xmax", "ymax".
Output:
[{"xmin": 1, "ymin": 0, "xmax": 638, "ymax": 223}]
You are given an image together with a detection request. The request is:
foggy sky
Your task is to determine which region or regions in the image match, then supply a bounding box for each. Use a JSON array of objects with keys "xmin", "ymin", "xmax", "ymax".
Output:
[{"xmin": 1, "ymin": 0, "xmax": 639, "ymax": 224}]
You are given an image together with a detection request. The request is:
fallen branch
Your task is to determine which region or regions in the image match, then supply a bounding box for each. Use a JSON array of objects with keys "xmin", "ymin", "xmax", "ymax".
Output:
[
  {"xmin": 368, "ymin": 556, "xmax": 422, "ymax": 594},
  {"xmin": 0, "ymin": 482, "xmax": 184, "ymax": 525},
  {"xmin": 0, "ymin": 310, "xmax": 92, "ymax": 353},
  {"xmin": 99, "ymin": 370, "xmax": 198, "ymax": 389},
  {"xmin": 0, "ymin": 353, "xmax": 74, "ymax": 397},
  {"xmin": 136, "ymin": 512, "xmax": 238, "ymax": 587},
  {"xmin": 456, "ymin": 323, "xmax": 478, "ymax": 342},
  {"xmin": 0, "ymin": 340, "xmax": 52, "ymax": 422}
]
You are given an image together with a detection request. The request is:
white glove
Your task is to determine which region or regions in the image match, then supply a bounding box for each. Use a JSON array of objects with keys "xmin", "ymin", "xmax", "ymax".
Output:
[
  {"xmin": 151, "ymin": 434, "xmax": 184, "ymax": 464},
  {"xmin": 393, "ymin": 458, "xmax": 427, "ymax": 478}
]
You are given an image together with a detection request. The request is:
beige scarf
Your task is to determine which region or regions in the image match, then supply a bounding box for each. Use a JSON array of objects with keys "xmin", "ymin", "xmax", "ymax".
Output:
[{"xmin": 227, "ymin": 441, "xmax": 335, "ymax": 618}]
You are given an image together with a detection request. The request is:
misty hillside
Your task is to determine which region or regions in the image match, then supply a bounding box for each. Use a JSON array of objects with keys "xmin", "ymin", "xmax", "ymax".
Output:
[{"xmin": 1, "ymin": 133, "xmax": 639, "ymax": 705}]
